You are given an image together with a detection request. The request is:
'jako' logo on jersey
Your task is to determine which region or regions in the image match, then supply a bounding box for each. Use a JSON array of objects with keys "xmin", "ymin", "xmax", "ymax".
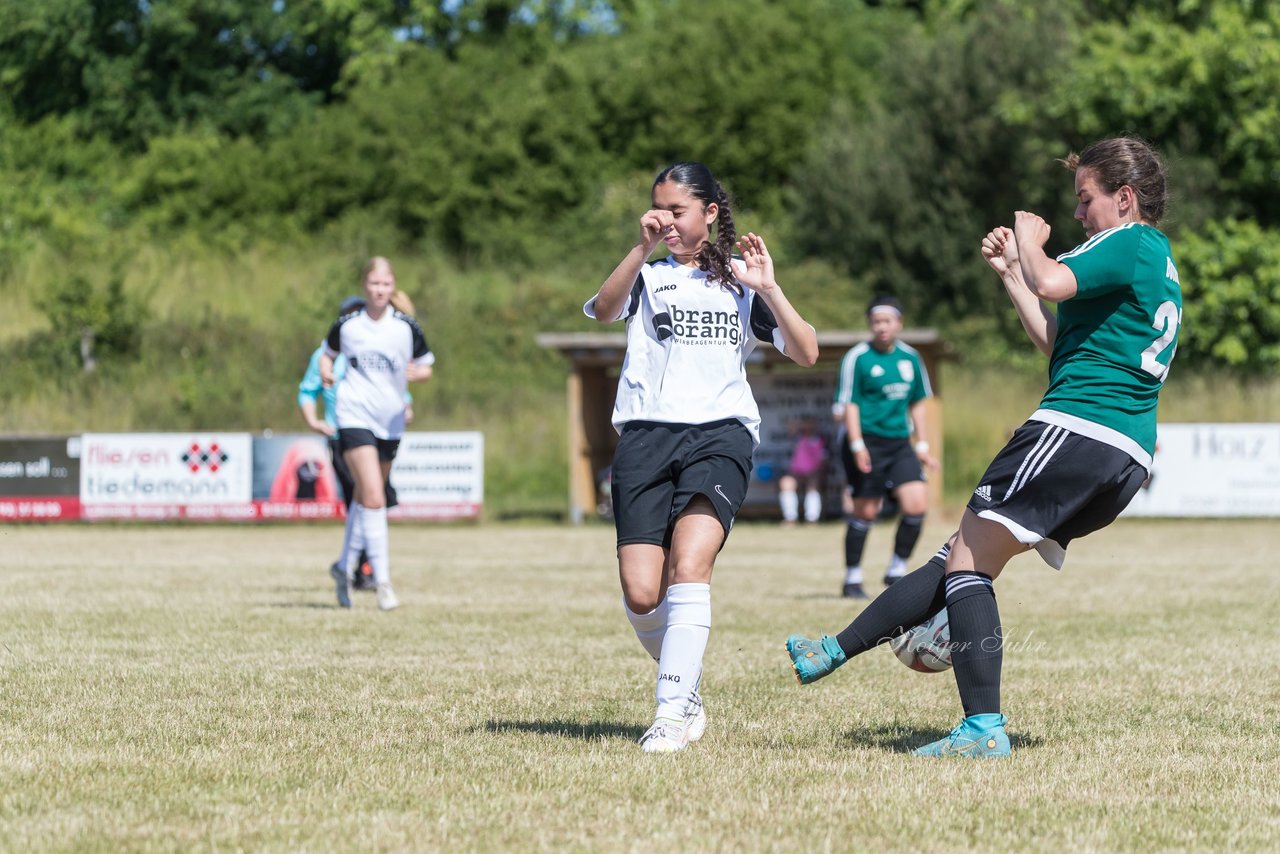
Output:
[{"xmin": 669, "ymin": 304, "xmax": 741, "ymax": 346}]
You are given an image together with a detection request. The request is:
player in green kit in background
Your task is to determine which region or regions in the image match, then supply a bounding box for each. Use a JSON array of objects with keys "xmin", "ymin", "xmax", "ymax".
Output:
[
  {"xmin": 786, "ymin": 136, "xmax": 1182, "ymax": 757},
  {"xmin": 833, "ymin": 296, "xmax": 938, "ymax": 598}
]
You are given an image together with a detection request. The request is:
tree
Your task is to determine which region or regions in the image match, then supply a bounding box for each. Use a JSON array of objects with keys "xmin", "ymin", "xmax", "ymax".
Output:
[{"xmin": 789, "ymin": 2, "xmax": 1074, "ymax": 327}]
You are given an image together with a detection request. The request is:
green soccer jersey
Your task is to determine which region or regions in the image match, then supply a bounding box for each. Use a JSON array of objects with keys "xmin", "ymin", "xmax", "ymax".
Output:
[
  {"xmin": 833, "ymin": 342, "xmax": 932, "ymax": 439},
  {"xmin": 1040, "ymin": 222, "xmax": 1182, "ymax": 466}
]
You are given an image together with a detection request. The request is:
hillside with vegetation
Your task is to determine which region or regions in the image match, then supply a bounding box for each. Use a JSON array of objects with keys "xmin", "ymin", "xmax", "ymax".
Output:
[{"xmin": 2, "ymin": 0, "xmax": 1278, "ymax": 513}]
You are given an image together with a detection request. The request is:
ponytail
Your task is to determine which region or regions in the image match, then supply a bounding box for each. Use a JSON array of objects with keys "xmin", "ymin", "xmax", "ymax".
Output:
[{"xmin": 697, "ymin": 184, "xmax": 739, "ymax": 293}]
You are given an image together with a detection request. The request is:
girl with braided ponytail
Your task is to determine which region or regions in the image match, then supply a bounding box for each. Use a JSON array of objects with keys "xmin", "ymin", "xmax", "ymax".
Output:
[{"xmin": 585, "ymin": 161, "xmax": 818, "ymax": 753}]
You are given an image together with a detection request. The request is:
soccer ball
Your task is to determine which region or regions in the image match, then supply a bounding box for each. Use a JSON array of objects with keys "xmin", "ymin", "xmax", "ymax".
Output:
[{"xmin": 888, "ymin": 610, "xmax": 952, "ymax": 673}]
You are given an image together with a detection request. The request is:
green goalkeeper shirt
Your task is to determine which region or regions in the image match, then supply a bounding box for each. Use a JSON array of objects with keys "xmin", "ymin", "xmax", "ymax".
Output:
[{"xmin": 1036, "ymin": 222, "xmax": 1182, "ymax": 467}]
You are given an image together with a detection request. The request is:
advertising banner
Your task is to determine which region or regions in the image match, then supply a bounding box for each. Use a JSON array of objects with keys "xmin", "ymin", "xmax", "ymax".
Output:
[
  {"xmin": 748, "ymin": 370, "xmax": 845, "ymax": 516},
  {"xmin": 0, "ymin": 437, "xmax": 82, "ymax": 521},
  {"xmin": 80, "ymin": 433, "xmax": 254, "ymax": 520},
  {"xmin": 388, "ymin": 432, "xmax": 484, "ymax": 520},
  {"xmin": 1123, "ymin": 423, "xmax": 1280, "ymax": 517},
  {"xmin": 251, "ymin": 433, "xmax": 345, "ymax": 520}
]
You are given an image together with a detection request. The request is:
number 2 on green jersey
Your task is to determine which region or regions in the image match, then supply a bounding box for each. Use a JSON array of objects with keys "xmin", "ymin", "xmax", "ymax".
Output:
[{"xmin": 1140, "ymin": 300, "xmax": 1180, "ymax": 382}]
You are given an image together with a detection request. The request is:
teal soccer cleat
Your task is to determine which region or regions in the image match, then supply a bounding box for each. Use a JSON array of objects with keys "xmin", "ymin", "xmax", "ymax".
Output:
[
  {"xmin": 785, "ymin": 634, "xmax": 847, "ymax": 684},
  {"xmin": 913, "ymin": 714, "xmax": 1011, "ymax": 758}
]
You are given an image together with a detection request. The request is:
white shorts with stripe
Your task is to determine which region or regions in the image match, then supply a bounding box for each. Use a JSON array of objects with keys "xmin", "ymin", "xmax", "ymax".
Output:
[{"xmin": 966, "ymin": 418, "xmax": 1148, "ymax": 569}]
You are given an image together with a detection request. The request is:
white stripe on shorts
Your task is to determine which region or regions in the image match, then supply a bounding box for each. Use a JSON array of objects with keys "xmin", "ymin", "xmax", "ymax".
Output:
[{"xmin": 1004, "ymin": 425, "xmax": 1068, "ymax": 501}]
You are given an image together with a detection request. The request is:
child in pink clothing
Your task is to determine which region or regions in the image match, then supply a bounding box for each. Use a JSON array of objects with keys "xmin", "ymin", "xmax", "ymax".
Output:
[{"xmin": 779, "ymin": 418, "xmax": 828, "ymax": 525}]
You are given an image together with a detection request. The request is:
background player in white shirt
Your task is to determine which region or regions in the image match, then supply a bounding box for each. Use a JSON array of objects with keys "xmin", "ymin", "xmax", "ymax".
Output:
[
  {"xmin": 321, "ymin": 256, "xmax": 434, "ymax": 611},
  {"xmin": 586, "ymin": 162, "xmax": 818, "ymax": 753}
]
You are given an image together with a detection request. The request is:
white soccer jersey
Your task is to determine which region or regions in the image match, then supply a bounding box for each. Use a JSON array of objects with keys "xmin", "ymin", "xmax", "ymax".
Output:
[
  {"xmin": 324, "ymin": 309, "xmax": 434, "ymax": 440},
  {"xmin": 584, "ymin": 257, "xmax": 801, "ymax": 445}
]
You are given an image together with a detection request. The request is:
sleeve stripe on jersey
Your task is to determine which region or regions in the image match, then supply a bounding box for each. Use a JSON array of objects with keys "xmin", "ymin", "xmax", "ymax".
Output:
[
  {"xmin": 1056, "ymin": 221, "xmax": 1138, "ymax": 262},
  {"xmin": 325, "ymin": 314, "xmax": 352, "ymax": 355},
  {"xmin": 623, "ymin": 271, "xmax": 646, "ymax": 320},
  {"xmin": 399, "ymin": 312, "xmax": 432, "ymax": 360},
  {"xmin": 896, "ymin": 341, "xmax": 934, "ymax": 397},
  {"xmin": 749, "ymin": 294, "xmax": 780, "ymax": 343},
  {"xmin": 834, "ymin": 343, "xmax": 869, "ymax": 403}
]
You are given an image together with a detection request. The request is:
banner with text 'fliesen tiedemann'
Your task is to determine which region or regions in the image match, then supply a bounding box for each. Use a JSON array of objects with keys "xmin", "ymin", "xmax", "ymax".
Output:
[
  {"xmin": 79, "ymin": 433, "xmax": 255, "ymax": 521},
  {"xmin": 1, "ymin": 431, "xmax": 484, "ymax": 523}
]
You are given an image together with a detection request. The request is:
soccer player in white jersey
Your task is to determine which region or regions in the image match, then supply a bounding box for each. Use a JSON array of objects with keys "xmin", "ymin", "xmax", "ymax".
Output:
[
  {"xmin": 321, "ymin": 257, "xmax": 435, "ymax": 611},
  {"xmin": 787, "ymin": 137, "xmax": 1181, "ymax": 757},
  {"xmin": 586, "ymin": 162, "xmax": 818, "ymax": 753}
]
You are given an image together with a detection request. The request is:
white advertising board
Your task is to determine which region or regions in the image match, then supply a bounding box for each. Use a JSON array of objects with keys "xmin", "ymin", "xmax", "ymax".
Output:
[
  {"xmin": 388, "ymin": 432, "xmax": 484, "ymax": 521},
  {"xmin": 1123, "ymin": 423, "xmax": 1280, "ymax": 517},
  {"xmin": 80, "ymin": 433, "xmax": 254, "ymax": 520}
]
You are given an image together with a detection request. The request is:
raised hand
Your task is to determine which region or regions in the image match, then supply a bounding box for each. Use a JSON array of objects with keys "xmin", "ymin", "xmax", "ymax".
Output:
[
  {"xmin": 639, "ymin": 209, "xmax": 674, "ymax": 253},
  {"xmin": 734, "ymin": 232, "xmax": 776, "ymax": 293},
  {"xmin": 981, "ymin": 226, "xmax": 1018, "ymax": 276},
  {"xmin": 1013, "ymin": 210, "xmax": 1051, "ymax": 250}
]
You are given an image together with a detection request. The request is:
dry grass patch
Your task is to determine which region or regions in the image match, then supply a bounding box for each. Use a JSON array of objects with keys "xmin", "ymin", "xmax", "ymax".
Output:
[{"xmin": 0, "ymin": 520, "xmax": 1276, "ymax": 851}]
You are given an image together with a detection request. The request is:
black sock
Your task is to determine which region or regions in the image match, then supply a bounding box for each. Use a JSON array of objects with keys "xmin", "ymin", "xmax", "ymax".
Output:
[
  {"xmin": 945, "ymin": 571, "xmax": 1002, "ymax": 717},
  {"xmin": 844, "ymin": 518, "xmax": 871, "ymax": 568},
  {"xmin": 835, "ymin": 543, "xmax": 950, "ymax": 657},
  {"xmin": 893, "ymin": 513, "xmax": 925, "ymax": 562}
]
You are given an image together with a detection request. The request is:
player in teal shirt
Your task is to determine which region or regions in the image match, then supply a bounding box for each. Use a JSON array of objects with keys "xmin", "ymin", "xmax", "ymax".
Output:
[{"xmin": 786, "ymin": 137, "xmax": 1180, "ymax": 759}]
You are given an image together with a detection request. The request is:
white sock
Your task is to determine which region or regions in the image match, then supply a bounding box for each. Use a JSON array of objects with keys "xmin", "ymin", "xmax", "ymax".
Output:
[
  {"xmin": 624, "ymin": 597, "xmax": 669, "ymax": 661},
  {"xmin": 803, "ymin": 490, "xmax": 822, "ymax": 522},
  {"xmin": 844, "ymin": 566, "xmax": 863, "ymax": 585},
  {"xmin": 655, "ymin": 583, "xmax": 711, "ymax": 721},
  {"xmin": 342, "ymin": 503, "xmax": 366, "ymax": 577},
  {"xmin": 779, "ymin": 489, "xmax": 799, "ymax": 522},
  {"xmin": 360, "ymin": 505, "xmax": 390, "ymax": 585},
  {"xmin": 886, "ymin": 555, "xmax": 907, "ymax": 578}
]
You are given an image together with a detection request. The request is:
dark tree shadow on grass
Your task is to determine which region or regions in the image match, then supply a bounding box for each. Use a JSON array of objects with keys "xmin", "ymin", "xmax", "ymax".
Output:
[
  {"xmin": 483, "ymin": 719, "xmax": 646, "ymax": 740},
  {"xmin": 845, "ymin": 721, "xmax": 1044, "ymax": 753}
]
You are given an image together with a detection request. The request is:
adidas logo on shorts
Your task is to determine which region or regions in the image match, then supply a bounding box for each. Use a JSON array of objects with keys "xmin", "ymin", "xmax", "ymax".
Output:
[{"xmin": 974, "ymin": 484, "xmax": 992, "ymax": 502}]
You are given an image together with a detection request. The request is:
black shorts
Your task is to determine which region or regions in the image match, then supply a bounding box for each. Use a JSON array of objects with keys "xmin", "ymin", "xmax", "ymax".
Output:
[
  {"xmin": 967, "ymin": 419, "xmax": 1148, "ymax": 569},
  {"xmin": 841, "ymin": 434, "xmax": 924, "ymax": 499},
  {"xmin": 337, "ymin": 428, "xmax": 401, "ymax": 463},
  {"xmin": 328, "ymin": 437, "xmax": 398, "ymax": 509},
  {"xmin": 611, "ymin": 419, "xmax": 753, "ymax": 548}
]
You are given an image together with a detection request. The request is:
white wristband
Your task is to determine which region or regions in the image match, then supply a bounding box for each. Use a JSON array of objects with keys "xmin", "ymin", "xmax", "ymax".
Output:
[
  {"xmin": 849, "ymin": 439, "xmax": 866, "ymax": 453},
  {"xmin": 914, "ymin": 440, "xmax": 930, "ymax": 453}
]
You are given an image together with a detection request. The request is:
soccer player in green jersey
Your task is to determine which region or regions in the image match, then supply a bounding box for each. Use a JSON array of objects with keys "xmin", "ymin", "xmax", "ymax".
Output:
[
  {"xmin": 833, "ymin": 296, "xmax": 939, "ymax": 598},
  {"xmin": 785, "ymin": 136, "xmax": 1181, "ymax": 757}
]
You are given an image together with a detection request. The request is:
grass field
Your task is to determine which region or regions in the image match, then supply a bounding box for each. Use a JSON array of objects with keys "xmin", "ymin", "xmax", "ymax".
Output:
[{"xmin": 2, "ymin": 518, "xmax": 1277, "ymax": 851}]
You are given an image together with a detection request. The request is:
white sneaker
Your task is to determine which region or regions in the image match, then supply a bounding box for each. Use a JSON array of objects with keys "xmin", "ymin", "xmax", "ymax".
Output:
[
  {"xmin": 685, "ymin": 691, "xmax": 707, "ymax": 743},
  {"xmin": 330, "ymin": 562, "xmax": 352, "ymax": 609},
  {"xmin": 376, "ymin": 583, "xmax": 400, "ymax": 611},
  {"xmin": 640, "ymin": 717, "xmax": 689, "ymax": 754}
]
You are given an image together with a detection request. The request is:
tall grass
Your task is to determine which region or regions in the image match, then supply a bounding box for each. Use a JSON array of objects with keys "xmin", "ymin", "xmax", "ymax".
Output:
[{"xmin": 939, "ymin": 363, "xmax": 1280, "ymax": 501}]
